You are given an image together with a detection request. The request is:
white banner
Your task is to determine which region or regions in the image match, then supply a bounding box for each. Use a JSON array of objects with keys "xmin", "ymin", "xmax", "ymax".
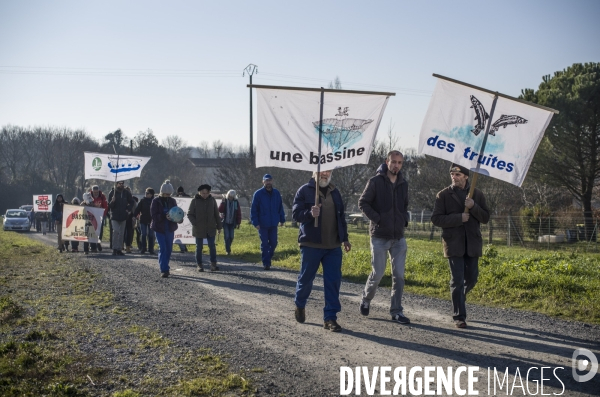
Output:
[
  {"xmin": 418, "ymin": 79, "xmax": 554, "ymax": 186},
  {"xmin": 84, "ymin": 152, "xmax": 151, "ymax": 182},
  {"xmin": 61, "ymin": 204, "xmax": 105, "ymax": 243},
  {"xmin": 256, "ymin": 88, "xmax": 390, "ymax": 171},
  {"xmin": 173, "ymin": 197, "xmax": 195, "ymax": 244},
  {"xmin": 33, "ymin": 194, "xmax": 53, "ymax": 212}
]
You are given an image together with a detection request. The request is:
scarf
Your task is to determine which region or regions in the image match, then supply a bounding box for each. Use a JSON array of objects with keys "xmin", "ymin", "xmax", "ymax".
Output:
[{"xmin": 225, "ymin": 199, "xmax": 236, "ymax": 225}]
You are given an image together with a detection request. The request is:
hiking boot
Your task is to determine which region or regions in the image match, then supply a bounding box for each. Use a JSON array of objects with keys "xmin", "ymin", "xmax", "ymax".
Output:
[
  {"xmin": 117, "ymin": 250, "xmax": 125, "ymax": 256},
  {"xmin": 392, "ymin": 313, "xmax": 411, "ymax": 324},
  {"xmin": 126, "ymin": 246, "xmax": 132, "ymax": 253},
  {"xmin": 197, "ymin": 263, "xmax": 204, "ymax": 272},
  {"xmin": 140, "ymin": 248, "xmax": 146, "ymax": 254},
  {"xmin": 210, "ymin": 262, "xmax": 219, "ymax": 271},
  {"xmin": 454, "ymin": 319, "xmax": 467, "ymax": 328},
  {"xmin": 112, "ymin": 250, "xmax": 118, "ymax": 256},
  {"xmin": 90, "ymin": 249, "xmax": 98, "ymax": 253},
  {"xmin": 149, "ymin": 250, "xmax": 156, "ymax": 255},
  {"xmin": 59, "ymin": 247, "xmax": 64, "ymax": 253},
  {"xmin": 294, "ymin": 307, "xmax": 305, "ymax": 323},
  {"xmin": 161, "ymin": 271, "xmax": 169, "ymax": 278},
  {"xmin": 323, "ymin": 319, "xmax": 342, "ymax": 332},
  {"xmin": 97, "ymin": 244, "xmax": 103, "ymax": 252},
  {"xmin": 263, "ymin": 266, "xmax": 271, "ymax": 270},
  {"xmin": 360, "ymin": 300, "xmax": 370, "ymax": 316}
]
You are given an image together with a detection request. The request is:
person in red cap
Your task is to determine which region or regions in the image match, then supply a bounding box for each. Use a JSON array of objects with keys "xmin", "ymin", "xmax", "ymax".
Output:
[{"xmin": 431, "ymin": 163, "xmax": 489, "ymax": 328}]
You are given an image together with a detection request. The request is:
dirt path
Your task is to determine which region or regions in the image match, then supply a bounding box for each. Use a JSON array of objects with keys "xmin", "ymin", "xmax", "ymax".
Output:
[{"xmin": 29, "ymin": 233, "xmax": 599, "ymax": 396}]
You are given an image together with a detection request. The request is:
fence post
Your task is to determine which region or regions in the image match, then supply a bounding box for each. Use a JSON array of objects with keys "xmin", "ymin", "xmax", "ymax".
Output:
[{"xmin": 507, "ymin": 215, "xmax": 511, "ymax": 247}]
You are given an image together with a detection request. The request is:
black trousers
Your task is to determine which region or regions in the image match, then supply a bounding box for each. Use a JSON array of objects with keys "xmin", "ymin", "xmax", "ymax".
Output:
[{"xmin": 447, "ymin": 254, "xmax": 479, "ymax": 321}]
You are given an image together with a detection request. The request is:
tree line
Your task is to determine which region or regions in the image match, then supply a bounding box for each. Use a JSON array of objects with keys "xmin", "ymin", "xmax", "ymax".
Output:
[{"xmin": 1, "ymin": 63, "xmax": 598, "ymax": 239}]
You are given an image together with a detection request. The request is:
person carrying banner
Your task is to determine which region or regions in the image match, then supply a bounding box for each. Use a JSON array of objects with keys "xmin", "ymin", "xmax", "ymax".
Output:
[
  {"xmin": 151, "ymin": 180, "xmax": 180, "ymax": 277},
  {"xmin": 358, "ymin": 150, "xmax": 411, "ymax": 325},
  {"xmin": 218, "ymin": 189, "xmax": 242, "ymax": 255},
  {"xmin": 134, "ymin": 188, "xmax": 156, "ymax": 254},
  {"xmin": 431, "ymin": 164, "xmax": 490, "ymax": 328},
  {"xmin": 35, "ymin": 210, "xmax": 44, "ymax": 233},
  {"xmin": 292, "ymin": 170, "xmax": 351, "ymax": 332},
  {"xmin": 51, "ymin": 194, "xmax": 69, "ymax": 253},
  {"xmin": 175, "ymin": 186, "xmax": 191, "ymax": 253},
  {"xmin": 40, "ymin": 212, "xmax": 48, "ymax": 235},
  {"xmin": 251, "ymin": 174, "xmax": 286, "ymax": 270},
  {"xmin": 108, "ymin": 181, "xmax": 134, "ymax": 256},
  {"xmin": 187, "ymin": 184, "xmax": 222, "ymax": 272},
  {"xmin": 123, "ymin": 186, "xmax": 136, "ymax": 253},
  {"xmin": 89, "ymin": 185, "xmax": 108, "ymax": 252}
]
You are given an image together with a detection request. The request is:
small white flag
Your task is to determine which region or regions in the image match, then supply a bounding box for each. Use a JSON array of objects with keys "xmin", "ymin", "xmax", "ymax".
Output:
[
  {"xmin": 256, "ymin": 88, "xmax": 390, "ymax": 171},
  {"xmin": 418, "ymin": 78, "xmax": 555, "ymax": 186},
  {"xmin": 84, "ymin": 152, "xmax": 151, "ymax": 182},
  {"xmin": 33, "ymin": 194, "xmax": 53, "ymax": 212}
]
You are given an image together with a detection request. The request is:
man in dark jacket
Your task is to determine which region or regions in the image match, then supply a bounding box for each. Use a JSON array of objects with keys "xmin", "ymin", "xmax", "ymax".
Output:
[
  {"xmin": 134, "ymin": 187, "xmax": 155, "ymax": 254},
  {"xmin": 108, "ymin": 181, "xmax": 134, "ymax": 256},
  {"xmin": 358, "ymin": 150, "xmax": 411, "ymax": 324},
  {"xmin": 251, "ymin": 174, "xmax": 286, "ymax": 270},
  {"xmin": 292, "ymin": 170, "xmax": 351, "ymax": 332},
  {"xmin": 431, "ymin": 164, "xmax": 489, "ymax": 328}
]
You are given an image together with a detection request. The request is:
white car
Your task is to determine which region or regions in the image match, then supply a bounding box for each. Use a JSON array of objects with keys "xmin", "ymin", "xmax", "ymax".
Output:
[{"xmin": 3, "ymin": 209, "xmax": 31, "ymax": 231}]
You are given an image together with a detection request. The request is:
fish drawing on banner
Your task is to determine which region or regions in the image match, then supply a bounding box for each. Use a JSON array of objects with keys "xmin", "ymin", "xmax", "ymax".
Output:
[
  {"xmin": 312, "ymin": 106, "xmax": 373, "ymax": 151},
  {"xmin": 470, "ymin": 95, "xmax": 528, "ymax": 137},
  {"xmin": 107, "ymin": 156, "xmax": 143, "ymax": 174}
]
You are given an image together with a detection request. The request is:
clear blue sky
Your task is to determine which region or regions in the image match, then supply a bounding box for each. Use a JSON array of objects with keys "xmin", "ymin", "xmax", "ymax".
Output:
[{"xmin": 1, "ymin": 0, "xmax": 598, "ymax": 152}]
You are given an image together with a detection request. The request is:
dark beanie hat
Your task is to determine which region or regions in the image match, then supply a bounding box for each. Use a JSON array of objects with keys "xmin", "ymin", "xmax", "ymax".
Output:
[
  {"xmin": 145, "ymin": 187, "xmax": 155, "ymax": 195},
  {"xmin": 449, "ymin": 163, "xmax": 469, "ymax": 176},
  {"xmin": 198, "ymin": 184, "xmax": 211, "ymax": 192},
  {"xmin": 177, "ymin": 186, "xmax": 184, "ymax": 193}
]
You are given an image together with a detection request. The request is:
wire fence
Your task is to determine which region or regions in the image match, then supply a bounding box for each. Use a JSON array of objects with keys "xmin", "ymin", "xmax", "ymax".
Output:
[{"xmin": 240, "ymin": 207, "xmax": 599, "ymax": 251}]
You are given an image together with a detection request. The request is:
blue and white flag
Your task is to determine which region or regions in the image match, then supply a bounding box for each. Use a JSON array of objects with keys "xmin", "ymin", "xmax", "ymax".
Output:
[
  {"xmin": 256, "ymin": 87, "xmax": 391, "ymax": 172},
  {"xmin": 418, "ymin": 78, "xmax": 554, "ymax": 186},
  {"xmin": 84, "ymin": 152, "xmax": 151, "ymax": 182}
]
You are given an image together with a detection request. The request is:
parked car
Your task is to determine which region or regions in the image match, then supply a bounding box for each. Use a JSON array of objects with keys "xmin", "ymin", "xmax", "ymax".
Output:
[{"xmin": 3, "ymin": 209, "xmax": 31, "ymax": 231}]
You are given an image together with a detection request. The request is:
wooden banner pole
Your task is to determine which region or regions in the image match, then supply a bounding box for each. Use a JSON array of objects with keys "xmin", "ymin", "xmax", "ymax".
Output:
[
  {"xmin": 465, "ymin": 94, "xmax": 498, "ymax": 213},
  {"xmin": 314, "ymin": 88, "xmax": 324, "ymax": 227}
]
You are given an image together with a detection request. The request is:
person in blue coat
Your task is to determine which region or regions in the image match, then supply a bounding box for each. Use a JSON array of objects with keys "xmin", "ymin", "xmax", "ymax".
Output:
[{"xmin": 250, "ymin": 174, "xmax": 286, "ymax": 270}]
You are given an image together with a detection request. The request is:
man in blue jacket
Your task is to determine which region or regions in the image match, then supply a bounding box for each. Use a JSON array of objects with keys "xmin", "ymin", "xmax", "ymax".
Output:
[
  {"xmin": 251, "ymin": 174, "xmax": 286, "ymax": 270},
  {"xmin": 292, "ymin": 170, "xmax": 351, "ymax": 332}
]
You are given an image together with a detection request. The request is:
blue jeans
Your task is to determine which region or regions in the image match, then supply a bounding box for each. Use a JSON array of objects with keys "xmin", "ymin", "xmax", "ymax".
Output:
[
  {"xmin": 362, "ymin": 237, "xmax": 408, "ymax": 316},
  {"xmin": 294, "ymin": 246, "xmax": 343, "ymax": 321},
  {"xmin": 155, "ymin": 231, "xmax": 174, "ymax": 273},
  {"xmin": 223, "ymin": 223, "xmax": 236, "ymax": 253},
  {"xmin": 258, "ymin": 226, "xmax": 278, "ymax": 267},
  {"xmin": 448, "ymin": 254, "xmax": 479, "ymax": 321},
  {"xmin": 195, "ymin": 236, "xmax": 216, "ymax": 264},
  {"xmin": 140, "ymin": 223, "xmax": 155, "ymax": 252}
]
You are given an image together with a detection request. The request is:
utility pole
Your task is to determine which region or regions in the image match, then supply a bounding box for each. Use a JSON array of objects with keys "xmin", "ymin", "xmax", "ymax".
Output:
[{"xmin": 243, "ymin": 64, "xmax": 258, "ymax": 157}]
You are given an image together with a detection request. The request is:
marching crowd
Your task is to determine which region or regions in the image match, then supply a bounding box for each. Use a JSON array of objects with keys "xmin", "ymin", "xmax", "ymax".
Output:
[{"xmin": 29, "ymin": 150, "xmax": 489, "ymax": 331}]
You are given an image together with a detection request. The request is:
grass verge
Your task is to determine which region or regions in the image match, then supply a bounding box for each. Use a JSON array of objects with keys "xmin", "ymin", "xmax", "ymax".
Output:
[{"xmin": 0, "ymin": 228, "xmax": 254, "ymax": 396}]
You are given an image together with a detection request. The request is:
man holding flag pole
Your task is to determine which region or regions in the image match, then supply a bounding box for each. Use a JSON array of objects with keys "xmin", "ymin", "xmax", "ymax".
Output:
[
  {"xmin": 251, "ymin": 83, "xmax": 394, "ymax": 330},
  {"xmin": 419, "ymin": 74, "xmax": 558, "ymax": 327}
]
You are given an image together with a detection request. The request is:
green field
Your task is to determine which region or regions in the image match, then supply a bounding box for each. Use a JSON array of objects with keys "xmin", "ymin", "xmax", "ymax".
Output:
[{"xmin": 209, "ymin": 223, "xmax": 600, "ymax": 324}]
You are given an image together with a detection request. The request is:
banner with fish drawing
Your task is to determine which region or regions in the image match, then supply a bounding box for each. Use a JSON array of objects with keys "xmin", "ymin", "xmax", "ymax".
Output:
[
  {"xmin": 61, "ymin": 204, "xmax": 105, "ymax": 243},
  {"xmin": 84, "ymin": 152, "xmax": 151, "ymax": 182},
  {"xmin": 254, "ymin": 86, "xmax": 392, "ymax": 171},
  {"xmin": 418, "ymin": 77, "xmax": 556, "ymax": 187}
]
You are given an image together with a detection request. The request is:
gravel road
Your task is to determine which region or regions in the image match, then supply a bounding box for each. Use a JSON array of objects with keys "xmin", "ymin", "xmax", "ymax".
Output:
[{"xmin": 29, "ymin": 233, "xmax": 599, "ymax": 396}]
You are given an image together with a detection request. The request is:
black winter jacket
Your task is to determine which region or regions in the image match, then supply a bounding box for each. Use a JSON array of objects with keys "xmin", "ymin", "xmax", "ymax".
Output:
[
  {"xmin": 108, "ymin": 188, "xmax": 134, "ymax": 222},
  {"xmin": 134, "ymin": 197, "xmax": 153, "ymax": 225},
  {"xmin": 358, "ymin": 163, "xmax": 409, "ymax": 240},
  {"xmin": 430, "ymin": 184, "xmax": 489, "ymax": 258}
]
